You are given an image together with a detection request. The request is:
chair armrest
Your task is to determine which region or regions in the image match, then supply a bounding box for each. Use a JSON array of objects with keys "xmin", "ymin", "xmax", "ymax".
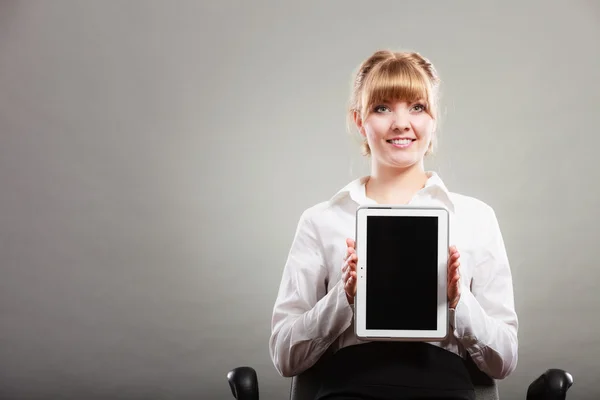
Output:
[
  {"xmin": 527, "ymin": 368, "xmax": 574, "ymax": 400},
  {"xmin": 227, "ymin": 366, "xmax": 259, "ymax": 400}
]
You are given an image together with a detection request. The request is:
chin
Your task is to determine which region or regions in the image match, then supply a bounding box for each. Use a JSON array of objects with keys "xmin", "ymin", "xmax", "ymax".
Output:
[{"xmin": 388, "ymin": 158, "xmax": 421, "ymax": 169}]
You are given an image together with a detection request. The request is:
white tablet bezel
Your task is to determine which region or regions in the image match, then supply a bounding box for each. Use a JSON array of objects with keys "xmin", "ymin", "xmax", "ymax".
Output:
[{"xmin": 354, "ymin": 205, "xmax": 449, "ymax": 341}]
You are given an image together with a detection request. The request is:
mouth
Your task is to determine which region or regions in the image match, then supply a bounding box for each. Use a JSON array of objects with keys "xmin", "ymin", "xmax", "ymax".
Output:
[{"xmin": 386, "ymin": 138, "xmax": 415, "ymax": 147}]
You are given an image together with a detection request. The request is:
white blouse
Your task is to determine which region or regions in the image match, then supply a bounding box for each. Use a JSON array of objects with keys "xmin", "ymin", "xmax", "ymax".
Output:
[{"xmin": 269, "ymin": 172, "xmax": 519, "ymax": 380}]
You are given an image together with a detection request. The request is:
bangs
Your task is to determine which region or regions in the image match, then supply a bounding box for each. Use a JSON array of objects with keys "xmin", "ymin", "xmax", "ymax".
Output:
[{"xmin": 361, "ymin": 60, "xmax": 433, "ymax": 117}]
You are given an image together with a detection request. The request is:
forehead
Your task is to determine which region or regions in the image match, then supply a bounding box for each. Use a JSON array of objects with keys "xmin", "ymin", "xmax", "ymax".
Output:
[{"xmin": 361, "ymin": 61, "xmax": 432, "ymax": 107}]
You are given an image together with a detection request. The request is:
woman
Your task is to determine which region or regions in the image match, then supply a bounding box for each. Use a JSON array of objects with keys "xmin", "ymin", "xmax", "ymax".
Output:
[{"xmin": 269, "ymin": 50, "xmax": 518, "ymax": 400}]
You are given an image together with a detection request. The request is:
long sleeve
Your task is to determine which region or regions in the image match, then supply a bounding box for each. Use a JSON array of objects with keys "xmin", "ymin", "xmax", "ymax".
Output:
[
  {"xmin": 269, "ymin": 210, "xmax": 354, "ymax": 378},
  {"xmin": 451, "ymin": 206, "xmax": 519, "ymax": 379}
]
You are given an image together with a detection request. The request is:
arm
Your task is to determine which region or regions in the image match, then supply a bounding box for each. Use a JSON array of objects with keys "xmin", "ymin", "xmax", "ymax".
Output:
[
  {"xmin": 269, "ymin": 210, "xmax": 354, "ymax": 378},
  {"xmin": 451, "ymin": 206, "xmax": 519, "ymax": 379}
]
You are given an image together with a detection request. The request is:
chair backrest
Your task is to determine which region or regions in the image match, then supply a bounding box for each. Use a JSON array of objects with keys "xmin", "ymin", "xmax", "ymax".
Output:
[
  {"xmin": 289, "ymin": 352, "xmax": 498, "ymax": 400},
  {"xmin": 463, "ymin": 353, "xmax": 499, "ymax": 400}
]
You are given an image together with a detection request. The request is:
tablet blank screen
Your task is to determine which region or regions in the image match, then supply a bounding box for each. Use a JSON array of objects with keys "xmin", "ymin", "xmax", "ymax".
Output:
[{"xmin": 366, "ymin": 215, "xmax": 439, "ymax": 330}]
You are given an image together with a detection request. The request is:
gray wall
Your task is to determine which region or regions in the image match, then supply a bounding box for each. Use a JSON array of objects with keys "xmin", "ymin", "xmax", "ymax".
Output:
[{"xmin": 1, "ymin": 1, "xmax": 598, "ymax": 399}]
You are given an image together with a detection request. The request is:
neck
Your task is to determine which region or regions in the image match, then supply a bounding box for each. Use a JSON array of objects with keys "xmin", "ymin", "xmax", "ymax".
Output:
[{"xmin": 366, "ymin": 161, "xmax": 429, "ymax": 204}]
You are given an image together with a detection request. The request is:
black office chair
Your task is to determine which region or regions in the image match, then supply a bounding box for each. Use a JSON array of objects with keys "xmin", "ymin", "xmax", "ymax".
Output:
[{"xmin": 227, "ymin": 352, "xmax": 573, "ymax": 400}]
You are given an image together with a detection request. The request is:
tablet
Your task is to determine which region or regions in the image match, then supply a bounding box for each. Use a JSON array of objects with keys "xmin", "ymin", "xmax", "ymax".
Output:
[{"xmin": 354, "ymin": 205, "xmax": 449, "ymax": 341}]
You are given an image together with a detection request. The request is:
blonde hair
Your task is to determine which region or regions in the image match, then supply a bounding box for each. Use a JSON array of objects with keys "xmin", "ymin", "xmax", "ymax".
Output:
[{"xmin": 348, "ymin": 50, "xmax": 441, "ymax": 156}]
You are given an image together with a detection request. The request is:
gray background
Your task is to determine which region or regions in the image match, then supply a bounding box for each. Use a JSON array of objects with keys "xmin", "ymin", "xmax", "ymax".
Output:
[{"xmin": 1, "ymin": 1, "xmax": 598, "ymax": 399}]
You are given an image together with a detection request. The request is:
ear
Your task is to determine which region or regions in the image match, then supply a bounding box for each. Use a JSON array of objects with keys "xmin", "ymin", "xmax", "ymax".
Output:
[
  {"xmin": 353, "ymin": 110, "xmax": 366, "ymax": 137},
  {"xmin": 426, "ymin": 131, "xmax": 436, "ymax": 156}
]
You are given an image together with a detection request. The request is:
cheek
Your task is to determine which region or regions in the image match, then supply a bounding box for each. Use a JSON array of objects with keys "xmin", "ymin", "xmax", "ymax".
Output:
[
  {"xmin": 413, "ymin": 117, "xmax": 434, "ymax": 138},
  {"xmin": 364, "ymin": 118, "xmax": 390, "ymax": 139}
]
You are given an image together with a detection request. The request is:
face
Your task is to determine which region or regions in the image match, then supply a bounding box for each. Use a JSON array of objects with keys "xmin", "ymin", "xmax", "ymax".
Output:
[{"xmin": 356, "ymin": 99, "xmax": 434, "ymax": 170}]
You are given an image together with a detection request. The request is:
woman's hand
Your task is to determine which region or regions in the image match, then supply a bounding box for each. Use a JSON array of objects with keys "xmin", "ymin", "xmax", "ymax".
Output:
[
  {"xmin": 342, "ymin": 241, "xmax": 461, "ymax": 307},
  {"xmin": 448, "ymin": 245, "xmax": 461, "ymax": 309},
  {"xmin": 341, "ymin": 238, "xmax": 357, "ymax": 305}
]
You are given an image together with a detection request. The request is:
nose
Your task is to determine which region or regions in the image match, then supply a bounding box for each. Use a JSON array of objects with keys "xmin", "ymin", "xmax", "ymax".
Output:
[{"xmin": 391, "ymin": 109, "xmax": 411, "ymax": 131}]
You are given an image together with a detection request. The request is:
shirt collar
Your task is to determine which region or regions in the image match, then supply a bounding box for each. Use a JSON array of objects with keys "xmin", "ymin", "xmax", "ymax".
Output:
[{"xmin": 328, "ymin": 171, "xmax": 455, "ymax": 212}]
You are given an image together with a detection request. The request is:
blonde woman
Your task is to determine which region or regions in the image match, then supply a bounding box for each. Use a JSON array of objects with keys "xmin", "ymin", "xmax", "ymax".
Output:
[{"xmin": 269, "ymin": 50, "xmax": 518, "ymax": 400}]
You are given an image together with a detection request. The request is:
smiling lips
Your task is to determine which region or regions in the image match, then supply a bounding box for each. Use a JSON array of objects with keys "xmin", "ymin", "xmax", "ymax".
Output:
[{"xmin": 386, "ymin": 138, "xmax": 415, "ymax": 148}]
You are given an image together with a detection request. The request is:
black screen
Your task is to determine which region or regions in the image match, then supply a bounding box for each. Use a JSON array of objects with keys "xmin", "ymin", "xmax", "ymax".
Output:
[{"xmin": 365, "ymin": 215, "xmax": 439, "ymax": 330}]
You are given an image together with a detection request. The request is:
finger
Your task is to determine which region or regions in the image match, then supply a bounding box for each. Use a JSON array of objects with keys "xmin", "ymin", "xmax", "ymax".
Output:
[
  {"xmin": 448, "ymin": 254, "xmax": 460, "ymax": 267},
  {"xmin": 450, "ymin": 260, "xmax": 460, "ymax": 272},
  {"xmin": 449, "ymin": 277, "xmax": 460, "ymax": 297},
  {"xmin": 450, "ymin": 274, "xmax": 460, "ymax": 289},
  {"xmin": 341, "ymin": 259, "xmax": 352, "ymax": 273},
  {"xmin": 346, "ymin": 238, "xmax": 355, "ymax": 249},
  {"xmin": 345, "ymin": 274, "xmax": 352, "ymax": 287},
  {"xmin": 448, "ymin": 267, "xmax": 460, "ymax": 283},
  {"xmin": 451, "ymin": 272, "xmax": 460, "ymax": 283},
  {"xmin": 344, "ymin": 246, "xmax": 355, "ymax": 261},
  {"xmin": 346, "ymin": 268, "xmax": 357, "ymax": 281},
  {"xmin": 449, "ymin": 250, "xmax": 460, "ymax": 262},
  {"xmin": 347, "ymin": 262, "xmax": 357, "ymax": 275},
  {"xmin": 346, "ymin": 276, "xmax": 357, "ymax": 294},
  {"xmin": 449, "ymin": 247, "xmax": 460, "ymax": 261},
  {"xmin": 451, "ymin": 252, "xmax": 460, "ymax": 262},
  {"xmin": 343, "ymin": 268, "xmax": 354, "ymax": 283},
  {"xmin": 343, "ymin": 256, "xmax": 357, "ymax": 277},
  {"xmin": 447, "ymin": 267, "xmax": 458, "ymax": 283},
  {"xmin": 344, "ymin": 252, "xmax": 353, "ymax": 264},
  {"xmin": 345, "ymin": 253, "xmax": 357, "ymax": 267},
  {"xmin": 452, "ymin": 268, "xmax": 461, "ymax": 283}
]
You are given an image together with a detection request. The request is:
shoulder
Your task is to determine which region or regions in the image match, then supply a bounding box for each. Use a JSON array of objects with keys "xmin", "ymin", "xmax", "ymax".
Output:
[
  {"xmin": 446, "ymin": 191, "xmax": 506, "ymax": 252},
  {"xmin": 287, "ymin": 201, "xmax": 341, "ymax": 251},
  {"xmin": 296, "ymin": 178, "xmax": 360, "ymax": 226},
  {"xmin": 448, "ymin": 192, "xmax": 494, "ymax": 213},
  {"xmin": 298, "ymin": 201, "xmax": 331, "ymax": 222},
  {"xmin": 446, "ymin": 192, "xmax": 506, "ymax": 260},
  {"xmin": 447, "ymin": 191, "xmax": 499, "ymax": 226}
]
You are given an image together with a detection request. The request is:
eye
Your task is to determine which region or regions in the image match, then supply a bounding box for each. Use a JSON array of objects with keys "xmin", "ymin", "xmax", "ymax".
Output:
[
  {"xmin": 411, "ymin": 103, "xmax": 427, "ymax": 112},
  {"xmin": 373, "ymin": 105, "xmax": 390, "ymax": 113}
]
